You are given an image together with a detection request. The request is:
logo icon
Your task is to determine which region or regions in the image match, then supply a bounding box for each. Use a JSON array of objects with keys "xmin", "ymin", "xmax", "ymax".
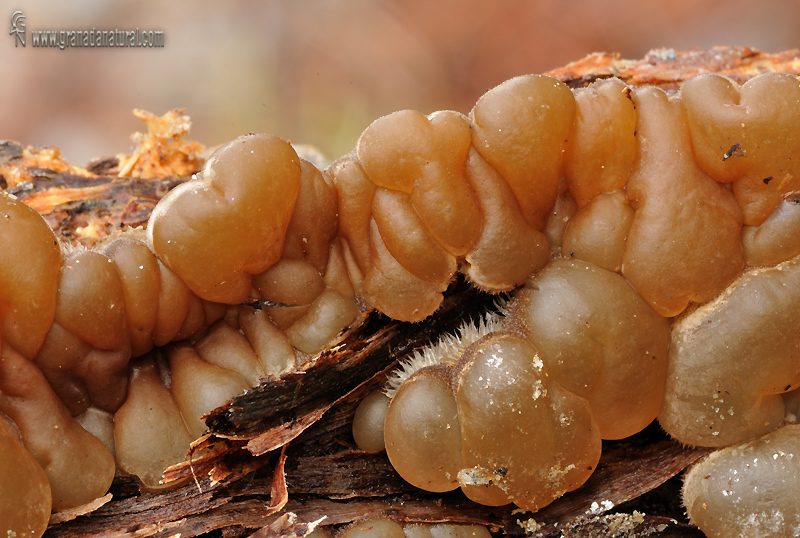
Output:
[{"xmin": 10, "ymin": 10, "xmax": 25, "ymax": 47}]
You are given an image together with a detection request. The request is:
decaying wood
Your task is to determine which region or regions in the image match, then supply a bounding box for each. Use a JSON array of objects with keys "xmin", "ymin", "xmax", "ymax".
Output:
[
  {"xmin": 546, "ymin": 46, "xmax": 800, "ymax": 90},
  {"xmin": 0, "ymin": 108, "xmax": 202, "ymax": 246},
  {"xmin": 0, "ymin": 140, "xmax": 191, "ymax": 246},
  {"xmin": 19, "ymin": 46, "xmax": 798, "ymax": 537},
  {"xmin": 45, "ymin": 422, "xmax": 707, "ymax": 537}
]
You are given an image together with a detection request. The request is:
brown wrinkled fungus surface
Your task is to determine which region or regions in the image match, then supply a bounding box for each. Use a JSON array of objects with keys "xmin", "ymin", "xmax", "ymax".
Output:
[{"xmin": 0, "ymin": 46, "xmax": 798, "ymax": 538}]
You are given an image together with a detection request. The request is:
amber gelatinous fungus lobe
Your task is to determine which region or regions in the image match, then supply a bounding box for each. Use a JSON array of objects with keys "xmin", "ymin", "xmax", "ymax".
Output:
[
  {"xmin": 621, "ymin": 86, "xmax": 744, "ymax": 317},
  {"xmin": 683, "ymin": 425, "xmax": 800, "ymax": 538},
  {"xmin": 102, "ymin": 236, "xmax": 163, "ymax": 357},
  {"xmin": 37, "ymin": 249, "xmax": 131, "ymax": 414},
  {"xmin": 470, "ymin": 75, "xmax": 574, "ymax": 231},
  {"xmin": 148, "ymin": 134, "xmax": 302, "ymax": 304},
  {"xmin": 741, "ymin": 196, "xmax": 800, "ymax": 266},
  {"xmin": 0, "ymin": 411, "xmax": 51, "ymax": 538},
  {"xmin": 0, "ymin": 194, "xmax": 60, "ymax": 359},
  {"xmin": 375, "ymin": 259, "xmax": 670, "ymax": 512},
  {"xmin": 562, "ymin": 190, "xmax": 634, "ymax": 272},
  {"xmin": 681, "ymin": 73, "xmax": 800, "ymax": 225},
  {"xmin": 351, "ymin": 109, "xmax": 476, "ymax": 320},
  {"xmin": 114, "ymin": 356, "xmax": 194, "ymax": 490},
  {"xmin": 383, "ymin": 366, "xmax": 463, "ymax": 493},
  {"xmin": 508, "ymin": 259, "xmax": 670, "ymax": 441},
  {"xmin": 659, "ymin": 256, "xmax": 800, "ymax": 447},
  {"xmin": 0, "ymin": 342, "xmax": 115, "ymax": 511},
  {"xmin": 563, "ymin": 78, "xmax": 636, "ymax": 207},
  {"xmin": 454, "ymin": 332, "xmax": 600, "ymax": 512}
]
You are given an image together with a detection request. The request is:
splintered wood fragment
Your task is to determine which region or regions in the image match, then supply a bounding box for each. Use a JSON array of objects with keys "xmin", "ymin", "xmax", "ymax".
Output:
[
  {"xmin": 48, "ymin": 494, "xmax": 113, "ymax": 526},
  {"xmin": 284, "ymin": 452, "xmax": 419, "ymax": 498},
  {"xmin": 0, "ymin": 139, "xmax": 190, "ymax": 244},
  {"xmin": 44, "ymin": 472, "xmax": 241, "ymax": 538},
  {"xmin": 0, "ymin": 107, "xmax": 203, "ymax": 245},
  {"xmin": 266, "ymin": 447, "xmax": 289, "ymax": 515},
  {"xmin": 547, "ymin": 46, "xmax": 800, "ymax": 90},
  {"xmin": 204, "ymin": 281, "xmax": 494, "ymax": 442},
  {"xmin": 162, "ymin": 436, "xmax": 247, "ymax": 484},
  {"xmin": 202, "ymin": 320, "xmax": 398, "ymax": 440},
  {"xmin": 249, "ymin": 513, "xmax": 327, "ymax": 538},
  {"xmin": 246, "ymin": 405, "xmax": 335, "ymax": 456}
]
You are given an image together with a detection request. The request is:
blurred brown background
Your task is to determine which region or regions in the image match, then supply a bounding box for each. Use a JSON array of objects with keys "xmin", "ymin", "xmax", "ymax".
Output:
[{"xmin": 2, "ymin": 0, "xmax": 799, "ymax": 165}]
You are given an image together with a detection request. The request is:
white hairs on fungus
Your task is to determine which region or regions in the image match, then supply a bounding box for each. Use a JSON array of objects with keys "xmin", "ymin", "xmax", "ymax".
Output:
[{"xmin": 383, "ymin": 309, "xmax": 506, "ymax": 399}]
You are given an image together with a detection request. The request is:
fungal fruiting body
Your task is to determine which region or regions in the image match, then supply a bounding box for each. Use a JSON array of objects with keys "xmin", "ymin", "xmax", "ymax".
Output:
[
  {"xmin": 682, "ymin": 424, "xmax": 800, "ymax": 538},
  {"xmin": 377, "ymin": 258, "xmax": 670, "ymax": 512},
  {"xmin": 1, "ymin": 68, "xmax": 800, "ymax": 538}
]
